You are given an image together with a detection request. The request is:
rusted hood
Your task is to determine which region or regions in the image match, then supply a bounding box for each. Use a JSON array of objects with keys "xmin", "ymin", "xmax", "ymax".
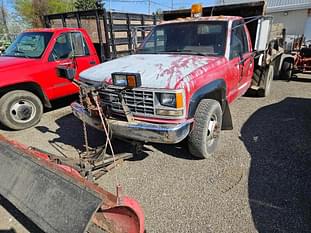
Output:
[{"xmin": 80, "ymin": 54, "xmax": 218, "ymax": 89}]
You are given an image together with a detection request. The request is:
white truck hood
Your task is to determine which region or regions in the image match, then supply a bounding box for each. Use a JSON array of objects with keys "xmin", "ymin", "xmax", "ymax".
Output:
[{"xmin": 79, "ymin": 54, "xmax": 211, "ymax": 89}]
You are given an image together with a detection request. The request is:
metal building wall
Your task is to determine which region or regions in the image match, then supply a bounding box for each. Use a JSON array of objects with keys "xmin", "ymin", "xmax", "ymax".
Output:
[{"xmin": 270, "ymin": 9, "xmax": 309, "ymax": 35}]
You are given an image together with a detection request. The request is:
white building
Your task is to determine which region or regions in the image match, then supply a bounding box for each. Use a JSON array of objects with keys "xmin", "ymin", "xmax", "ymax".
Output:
[{"xmin": 220, "ymin": 0, "xmax": 311, "ymax": 40}]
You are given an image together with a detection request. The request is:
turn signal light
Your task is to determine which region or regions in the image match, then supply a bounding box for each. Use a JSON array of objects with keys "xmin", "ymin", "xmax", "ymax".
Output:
[
  {"xmin": 176, "ymin": 92, "xmax": 183, "ymax": 108},
  {"xmin": 127, "ymin": 75, "xmax": 137, "ymax": 88}
]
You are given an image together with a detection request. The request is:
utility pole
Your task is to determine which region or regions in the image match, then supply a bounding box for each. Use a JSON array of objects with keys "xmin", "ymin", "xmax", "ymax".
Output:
[
  {"xmin": 171, "ymin": 0, "xmax": 173, "ymax": 10},
  {"xmin": 148, "ymin": 0, "xmax": 151, "ymax": 14}
]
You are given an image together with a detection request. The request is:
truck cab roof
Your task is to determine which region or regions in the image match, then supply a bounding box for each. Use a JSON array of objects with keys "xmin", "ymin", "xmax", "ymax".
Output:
[
  {"xmin": 159, "ymin": 15, "xmax": 243, "ymax": 26},
  {"xmin": 24, "ymin": 28, "xmax": 86, "ymax": 33}
]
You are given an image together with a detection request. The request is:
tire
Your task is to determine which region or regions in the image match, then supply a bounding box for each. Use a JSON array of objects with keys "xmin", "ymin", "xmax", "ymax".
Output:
[
  {"xmin": 257, "ymin": 65, "xmax": 274, "ymax": 97},
  {"xmin": 188, "ymin": 99, "xmax": 222, "ymax": 159},
  {"xmin": 0, "ymin": 90, "xmax": 43, "ymax": 130},
  {"xmin": 281, "ymin": 59, "xmax": 293, "ymax": 81}
]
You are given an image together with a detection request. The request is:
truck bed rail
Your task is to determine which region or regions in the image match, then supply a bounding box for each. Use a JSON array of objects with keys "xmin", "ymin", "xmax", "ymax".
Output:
[{"xmin": 44, "ymin": 9, "xmax": 159, "ymax": 62}]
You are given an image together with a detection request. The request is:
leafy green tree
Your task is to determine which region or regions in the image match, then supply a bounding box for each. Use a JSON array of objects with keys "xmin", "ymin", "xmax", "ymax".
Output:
[
  {"xmin": 15, "ymin": 0, "xmax": 75, "ymax": 27},
  {"xmin": 74, "ymin": 0, "xmax": 103, "ymax": 11},
  {"xmin": 0, "ymin": 0, "xmax": 9, "ymax": 34}
]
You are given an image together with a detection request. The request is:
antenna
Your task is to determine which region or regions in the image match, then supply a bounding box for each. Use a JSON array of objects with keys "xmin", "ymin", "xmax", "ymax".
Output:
[{"xmin": 210, "ymin": 6, "xmax": 215, "ymax": 16}]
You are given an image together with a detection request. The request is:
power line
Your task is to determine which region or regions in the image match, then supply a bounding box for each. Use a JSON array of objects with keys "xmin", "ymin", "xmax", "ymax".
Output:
[
  {"xmin": 150, "ymin": 0, "xmax": 171, "ymax": 9},
  {"xmin": 103, "ymin": 0, "xmax": 173, "ymax": 13}
]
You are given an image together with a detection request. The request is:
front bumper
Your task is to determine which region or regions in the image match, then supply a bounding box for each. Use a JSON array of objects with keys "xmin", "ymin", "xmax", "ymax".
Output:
[{"xmin": 71, "ymin": 102, "xmax": 191, "ymax": 144}]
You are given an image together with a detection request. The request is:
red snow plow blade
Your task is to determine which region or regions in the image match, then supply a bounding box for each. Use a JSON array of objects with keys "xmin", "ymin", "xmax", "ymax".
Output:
[{"xmin": 0, "ymin": 135, "xmax": 144, "ymax": 233}]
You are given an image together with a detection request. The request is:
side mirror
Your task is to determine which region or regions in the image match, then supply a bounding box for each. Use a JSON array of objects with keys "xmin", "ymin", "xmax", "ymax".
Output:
[{"xmin": 56, "ymin": 66, "xmax": 76, "ymax": 81}]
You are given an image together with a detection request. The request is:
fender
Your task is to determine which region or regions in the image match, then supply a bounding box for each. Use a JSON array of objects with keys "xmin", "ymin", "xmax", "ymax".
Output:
[
  {"xmin": 277, "ymin": 54, "xmax": 295, "ymax": 75},
  {"xmin": 0, "ymin": 82, "xmax": 52, "ymax": 108},
  {"xmin": 188, "ymin": 79, "xmax": 233, "ymax": 130}
]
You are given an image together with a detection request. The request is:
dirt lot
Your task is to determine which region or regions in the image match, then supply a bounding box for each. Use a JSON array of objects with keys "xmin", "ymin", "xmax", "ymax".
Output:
[{"xmin": 0, "ymin": 73, "xmax": 311, "ymax": 233}]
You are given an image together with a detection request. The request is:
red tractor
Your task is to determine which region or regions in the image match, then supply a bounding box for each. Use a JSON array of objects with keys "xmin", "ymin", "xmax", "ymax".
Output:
[{"xmin": 294, "ymin": 47, "xmax": 311, "ymax": 73}]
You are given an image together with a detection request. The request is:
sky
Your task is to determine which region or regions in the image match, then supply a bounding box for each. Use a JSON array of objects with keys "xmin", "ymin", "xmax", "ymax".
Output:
[
  {"xmin": 2, "ymin": 0, "xmax": 14, "ymax": 12},
  {"xmin": 103, "ymin": 0, "xmax": 217, "ymax": 13},
  {"xmin": 3, "ymin": 0, "xmax": 217, "ymax": 14}
]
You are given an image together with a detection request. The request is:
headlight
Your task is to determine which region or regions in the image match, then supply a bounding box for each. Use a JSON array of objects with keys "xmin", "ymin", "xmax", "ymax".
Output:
[
  {"xmin": 112, "ymin": 73, "xmax": 141, "ymax": 88},
  {"xmin": 113, "ymin": 74, "xmax": 127, "ymax": 86},
  {"xmin": 158, "ymin": 92, "xmax": 183, "ymax": 108},
  {"xmin": 160, "ymin": 93, "xmax": 176, "ymax": 108}
]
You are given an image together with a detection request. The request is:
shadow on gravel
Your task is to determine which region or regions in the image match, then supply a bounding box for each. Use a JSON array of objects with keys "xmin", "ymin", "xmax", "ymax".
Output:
[
  {"xmin": 152, "ymin": 142, "xmax": 202, "ymax": 160},
  {"xmin": 0, "ymin": 195, "xmax": 43, "ymax": 233},
  {"xmin": 44, "ymin": 94, "xmax": 78, "ymax": 112},
  {"xmin": 290, "ymin": 76, "xmax": 311, "ymax": 83},
  {"xmin": 241, "ymin": 97, "xmax": 311, "ymax": 233},
  {"xmin": 0, "ymin": 230, "xmax": 16, "ymax": 233},
  {"xmin": 35, "ymin": 113, "xmax": 150, "ymax": 161}
]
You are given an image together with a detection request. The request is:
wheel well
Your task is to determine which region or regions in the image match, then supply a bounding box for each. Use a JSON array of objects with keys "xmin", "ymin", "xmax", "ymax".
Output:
[
  {"xmin": 188, "ymin": 80, "xmax": 233, "ymax": 130},
  {"xmin": 203, "ymin": 89, "xmax": 224, "ymax": 109},
  {"xmin": 279, "ymin": 56, "xmax": 295, "ymax": 71},
  {"xmin": 283, "ymin": 57, "xmax": 295, "ymax": 64},
  {"xmin": 202, "ymin": 89, "xmax": 233, "ymax": 130},
  {"xmin": 188, "ymin": 87, "xmax": 226, "ymax": 118},
  {"xmin": 0, "ymin": 82, "xmax": 51, "ymax": 108}
]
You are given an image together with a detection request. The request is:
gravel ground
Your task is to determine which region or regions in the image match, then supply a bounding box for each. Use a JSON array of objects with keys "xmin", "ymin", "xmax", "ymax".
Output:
[{"xmin": 0, "ymin": 73, "xmax": 311, "ymax": 233}]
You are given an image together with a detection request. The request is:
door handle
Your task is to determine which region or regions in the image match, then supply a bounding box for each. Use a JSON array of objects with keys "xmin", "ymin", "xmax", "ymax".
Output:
[{"xmin": 90, "ymin": 61, "xmax": 96, "ymax": 65}]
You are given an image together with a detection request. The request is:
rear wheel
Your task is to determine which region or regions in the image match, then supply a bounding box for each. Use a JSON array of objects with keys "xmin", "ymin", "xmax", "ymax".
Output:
[
  {"xmin": 281, "ymin": 59, "xmax": 293, "ymax": 81},
  {"xmin": 0, "ymin": 90, "xmax": 43, "ymax": 130},
  {"xmin": 188, "ymin": 99, "xmax": 222, "ymax": 159},
  {"xmin": 257, "ymin": 65, "xmax": 274, "ymax": 97}
]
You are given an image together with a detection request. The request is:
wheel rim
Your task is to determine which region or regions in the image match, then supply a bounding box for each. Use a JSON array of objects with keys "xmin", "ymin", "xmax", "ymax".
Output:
[
  {"xmin": 207, "ymin": 114, "xmax": 220, "ymax": 146},
  {"xmin": 9, "ymin": 99, "xmax": 36, "ymax": 123}
]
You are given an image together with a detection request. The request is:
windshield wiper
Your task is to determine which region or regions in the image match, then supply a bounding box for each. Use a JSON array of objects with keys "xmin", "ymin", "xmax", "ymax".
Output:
[
  {"xmin": 181, "ymin": 50, "xmax": 207, "ymax": 56},
  {"xmin": 158, "ymin": 49, "xmax": 207, "ymax": 56}
]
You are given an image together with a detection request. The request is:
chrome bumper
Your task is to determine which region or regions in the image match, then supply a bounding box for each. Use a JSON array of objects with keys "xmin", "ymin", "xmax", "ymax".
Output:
[{"xmin": 71, "ymin": 102, "xmax": 191, "ymax": 144}]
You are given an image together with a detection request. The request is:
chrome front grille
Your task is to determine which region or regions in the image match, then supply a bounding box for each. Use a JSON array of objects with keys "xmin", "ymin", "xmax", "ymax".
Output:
[{"xmin": 98, "ymin": 86, "xmax": 155, "ymax": 116}]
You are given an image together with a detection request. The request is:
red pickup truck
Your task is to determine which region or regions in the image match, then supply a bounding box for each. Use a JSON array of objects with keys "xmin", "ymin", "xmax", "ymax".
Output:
[
  {"xmin": 69, "ymin": 2, "xmax": 293, "ymax": 158},
  {"xmin": 0, "ymin": 28, "xmax": 100, "ymax": 130},
  {"xmin": 71, "ymin": 15, "xmax": 252, "ymax": 158},
  {"xmin": 0, "ymin": 9, "xmax": 156, "ymax": 130}
]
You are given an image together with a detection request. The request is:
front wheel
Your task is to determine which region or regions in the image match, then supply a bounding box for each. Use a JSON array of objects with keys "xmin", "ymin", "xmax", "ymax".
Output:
[
  {"xmin": 188, "ymin": 99, "xmax": 222, "ymax": 159},
  {"xmin": 0, "ymin": 90, "xmax": 43, "ymax": 130}
]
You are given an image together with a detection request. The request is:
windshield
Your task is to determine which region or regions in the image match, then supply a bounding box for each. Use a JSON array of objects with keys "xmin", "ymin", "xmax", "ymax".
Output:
[
  {"xmin": 138, "ymin": 21, "xmax": 228, "ymax": 56},
  {"xmin": 3, "ymin": 32, "xmax": 53, "ymax": 58}
]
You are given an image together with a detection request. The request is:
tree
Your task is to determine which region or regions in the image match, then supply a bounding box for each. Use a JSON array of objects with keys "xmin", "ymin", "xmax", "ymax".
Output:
[
  {"xmin": 0, "ymin": 0, "xmax": 9, "ymax": 34},
  {"xmin": 15, "ymin": 0, "xmax": 75, "ymax": 27},
  {"xmin": 74, "ymin": 0, "xmax": 103, "ymax": 11}
]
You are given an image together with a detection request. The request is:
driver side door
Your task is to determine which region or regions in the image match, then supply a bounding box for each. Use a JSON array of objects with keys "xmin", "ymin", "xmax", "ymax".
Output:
[
  {"xmin": 44, "ymin": 31, "xmax": 95, "ymax": 100},
  {"xmin": 228, "ymin": 20, "xmax": 253, "ymax": 100}
]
